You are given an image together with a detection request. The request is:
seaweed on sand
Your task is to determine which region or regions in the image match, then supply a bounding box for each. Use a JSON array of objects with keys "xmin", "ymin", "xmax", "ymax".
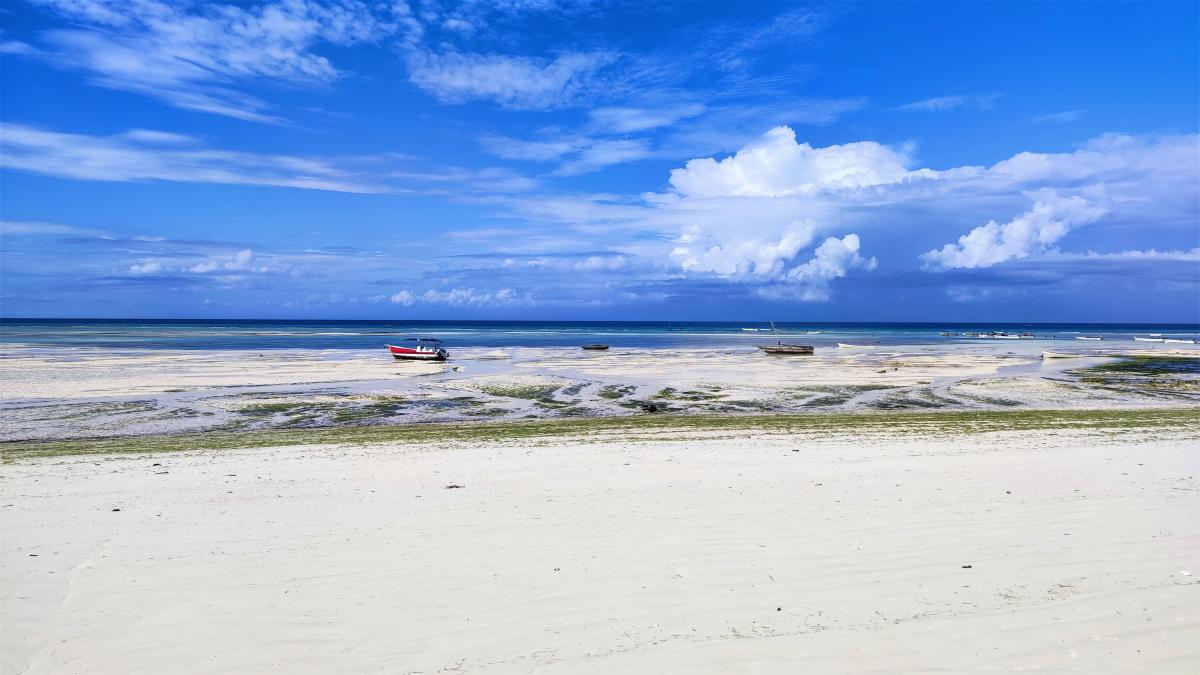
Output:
[
  {"xmin": 6, "ymin": 408, "xmax": 1197, "ymax": 461},
  {"xmin": 598, "ymin": 384, "xmax": 636, "ymax": 400}
]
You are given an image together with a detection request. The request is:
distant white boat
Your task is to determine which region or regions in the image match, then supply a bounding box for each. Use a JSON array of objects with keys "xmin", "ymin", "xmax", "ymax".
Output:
[
  {"xmin": 1133, "ymin": 337, "xmax": 1165, "ymax": 342},
  {"xmin": 1164, "ymin": 338, "xmax": 1197, "ymax": 344},
  {"xmin": 1076, "ymin": 336, "xmax": 1103, "ymax": 341},
  {"xmin": 837, "ymin": 343, "xmax": 874, "ymax": 349},
  {"xmin": 741, "ymin": 328, "xmax": 765, "ymax": 332}
]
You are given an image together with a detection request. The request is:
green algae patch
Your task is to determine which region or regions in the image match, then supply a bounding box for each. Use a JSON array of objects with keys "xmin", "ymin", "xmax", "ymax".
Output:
[
  {"xmin": 1070, "ymin": 355, "xmax": 1200, "ymax": 396},
  {"xmin": 477, "ymin": 384, "xmax": 562, "ymax": 400},
  {"xmin": 1082, "ymin": 355, "xmax": 1200, "ymax": 376},
  {"xmin": 4, "ymin": 407, "xmax": 1198, "ymax": 461},
  {"xmin": 598, "ymin": 384, "xmax": 636, "ymax": 399}
]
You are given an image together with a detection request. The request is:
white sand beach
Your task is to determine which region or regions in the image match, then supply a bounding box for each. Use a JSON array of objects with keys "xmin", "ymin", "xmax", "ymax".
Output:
[{"xmin": 3, "ymin": 427, "xmax": 1198, "ymax": 674}]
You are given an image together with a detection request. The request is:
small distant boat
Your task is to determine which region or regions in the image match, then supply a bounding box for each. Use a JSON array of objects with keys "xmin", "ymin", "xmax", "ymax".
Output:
[
  {"xmin": 837, "ymin": 343, "xmax": 874, "ymax": 350},
  {"xmin": 757, "ymin": 342, "xmax": 814, "ymax": 355},
  {"xmin": 387, "ymin": 338, "xmax": 448, "ymax": 361},
  {"xmin": 1076, "ymin": 336, "xmax": 1103, "ymax": 341},
  {"xmin": 1164, "ymin": 338, "xmax": 1197, "ymax": 344},
  {"xmin": 741, "ymin": 328, "xmax": 766, "ymax": 332},
  {"xmin": 581, "ymin": 343, "xmax": 610, "ymax": 350},
  {"xmin": 1133, "ymin": 337, "xmax": 1165, "ymax": 342},
  {"xmin": 1042, "ymin": 351, "xmax": 1081, "ymax": 359}
]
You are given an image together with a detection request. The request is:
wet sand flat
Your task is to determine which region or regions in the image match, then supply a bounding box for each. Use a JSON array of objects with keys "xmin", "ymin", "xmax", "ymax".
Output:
[{"xmin": 2, "ymin": 344, "xmax": 1198, "ymax": 441}]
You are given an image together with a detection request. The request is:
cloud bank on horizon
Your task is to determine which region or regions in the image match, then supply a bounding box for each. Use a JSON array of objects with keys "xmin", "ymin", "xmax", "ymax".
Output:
[{"xmin": 1, "ymin": 0, "xmax": 1197, "ymax": 321}]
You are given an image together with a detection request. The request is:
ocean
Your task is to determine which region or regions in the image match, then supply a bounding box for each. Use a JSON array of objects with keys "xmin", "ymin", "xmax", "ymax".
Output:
[{"xmin": 1, "ymin": 319, "xmax": 1197, "ymax": 351}]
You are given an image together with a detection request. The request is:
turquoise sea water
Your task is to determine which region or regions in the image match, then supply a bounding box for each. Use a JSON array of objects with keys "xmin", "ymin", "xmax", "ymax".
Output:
[{"xmin": 1, "ymin": 320, "xmax": 1197, "ymax": 351}]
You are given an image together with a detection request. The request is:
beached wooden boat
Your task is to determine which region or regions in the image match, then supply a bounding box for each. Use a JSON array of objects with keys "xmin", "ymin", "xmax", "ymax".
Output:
[
  {"xmin": 757, "ymin": 343, "xmax": 814, "ymax": 355},
  {"xmin": 1041, "ymin": 351, "xmax": 1082, "ymax": 359},
  {"xmin": 386, "ymin": 338, "xmax": 448, "ymax": 361},
  {"xmin": 581, "ymin": 343, "xmax": 610, "ymax": 350}
]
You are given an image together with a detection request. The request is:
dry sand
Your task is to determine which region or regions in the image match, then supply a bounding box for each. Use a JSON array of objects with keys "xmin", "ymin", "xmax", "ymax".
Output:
[{"xmin": 3, "ymin": 429, "xmax": 1197, "ymax": 674}]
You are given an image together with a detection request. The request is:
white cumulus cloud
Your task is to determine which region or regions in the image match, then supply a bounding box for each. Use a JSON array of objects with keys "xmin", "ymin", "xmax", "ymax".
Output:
[
  {"xmin": 783, "ymin": 234, "xmax": 877, "ymax": 301},
  {"xmin": 420, "ymin": 287, "xmax": 526, "ymax": 306},
  {"xmin": 389, "ymin": 291, "xmax": 416, "ymax": 305},
  {"xmin": 921, "ymin": 188, "xmax": 1109, "ymax": 269},
  {"xmin": 671, "ymin": 221, "xmax": 816, "ymax": 277},
  {"xmin": 667, "ymin": 126, "xmax": 914, "ymax": 198}
]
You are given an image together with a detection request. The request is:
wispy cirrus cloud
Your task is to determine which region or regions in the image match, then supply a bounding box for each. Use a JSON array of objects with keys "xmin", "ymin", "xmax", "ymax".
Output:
[
  {"xmin": 588, "ymin": 104, "xmax": 707, "ymax": 134},
  {"xmin": 0, "ymin": 123, "xmax": 546, "ymax": 196},
  {"xmin": 0, "ymin": 220, "xmax": 109, "ymax": 237},
  {"xmin": 1030, "ymin": 109, "xmax": 1086, "ymax": 124},
  {"xmin": 0, "ymin": 123, "xmax": 386, "ymax": 193},
  {"xmin": 479, "ymin": 98, "xmax": 866, "ymax": 175},
  {"xmin": 898, "ymin": 93, "xmax": 1001, "ymax": 112},
  {"xmin": 405, "ymin": 50, "xmax": 619, "ymax": 110},
  {"xmin": 20, "ymin": 0, "xmax": 398, "ymax": 123}
]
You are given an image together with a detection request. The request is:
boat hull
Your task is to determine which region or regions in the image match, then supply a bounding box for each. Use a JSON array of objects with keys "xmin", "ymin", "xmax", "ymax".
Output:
[
  {"xmin": 387, "ymin": 345, "xmax": 448, "ymax": 361},
  {"xmin": 757, "ymin": 344, "xmax": 814, "ymax": 355}
]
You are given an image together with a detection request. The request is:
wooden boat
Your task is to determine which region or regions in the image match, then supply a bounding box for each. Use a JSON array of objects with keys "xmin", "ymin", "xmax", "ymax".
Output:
[
  {"xmin": 1076, "ymin": 336, "xmax": 1103, "ymax": 341},
  {"xmin": 757, "ymin": 342, "xmax": 814, "ymax": 355},
  {"xmin": 1133, "ymin": 337, "xmax": 1165, "ymax": 342},
  {"xmin": 581, "ymin": 343, "xmax": 610, "ymax": 350},
  {"xmin": 1041, "ymin": 351, "xmax": 1082, "ymax": 359},
  {"xmin": 386, "ymin": 338, "xmax": 448, "ymax": 361}
]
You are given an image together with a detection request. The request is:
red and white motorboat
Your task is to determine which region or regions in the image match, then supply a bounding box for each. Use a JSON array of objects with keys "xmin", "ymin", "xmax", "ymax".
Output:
[{"xmin": 386, "ymin": 338, "xmax": 449, "ymax": 361}]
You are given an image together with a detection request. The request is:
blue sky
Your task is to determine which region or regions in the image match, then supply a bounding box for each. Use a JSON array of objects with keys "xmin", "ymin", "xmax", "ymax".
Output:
[{"xmin": 1, "ymin": 0, "xmax": 1197, "ymax": 321}]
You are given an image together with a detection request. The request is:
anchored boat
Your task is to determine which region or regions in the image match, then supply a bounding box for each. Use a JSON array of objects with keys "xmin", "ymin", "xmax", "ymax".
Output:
[
  {"xmin": 757, "ymin": 342, "xmax": 814, "ymax": 355},
  {"xmin": 386, "ymin": 338, "xmax": 448, "ymax": 361}
]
